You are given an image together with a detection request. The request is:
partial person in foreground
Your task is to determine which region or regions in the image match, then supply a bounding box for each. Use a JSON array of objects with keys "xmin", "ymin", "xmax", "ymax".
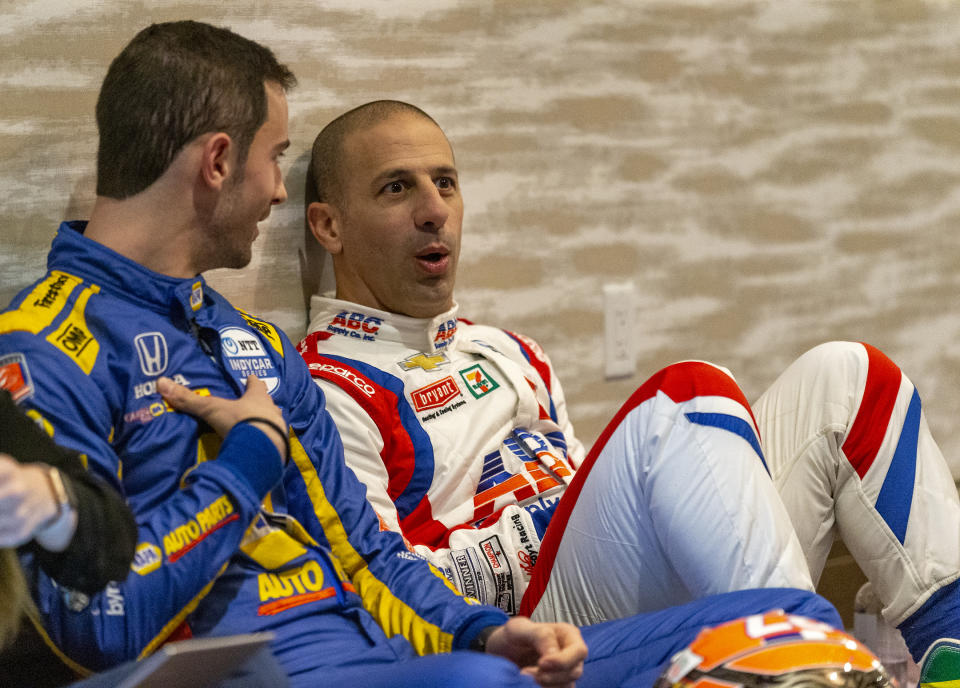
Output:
[
  {"xmin": 0, "ymin": 21, "xmax": 588, "ymax": 688},
  {"xmin": 0, "ymin": 387, "xmax": 136, "ymax": 597},
  {"xmin": 0, "ymin": 386, "xmax": 137, "ymax": 686},
  {"xmin": 299, "ymin": 99, "xmax": 960, "ymax": 666}
]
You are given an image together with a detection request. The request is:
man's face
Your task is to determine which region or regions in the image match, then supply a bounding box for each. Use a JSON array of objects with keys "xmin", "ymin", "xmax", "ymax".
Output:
[
  {"xmin": 210, "ymin": 81, "xmax": 290, "ymax": 269},
  {"xmin": 323, "ymin": 112, "xmax": 463, "ymax": 319}
]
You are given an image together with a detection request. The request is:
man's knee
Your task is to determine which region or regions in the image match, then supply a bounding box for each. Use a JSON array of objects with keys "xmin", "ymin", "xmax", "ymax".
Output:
[
  {"xmin": 793, "ymin": 340, "xmax": 900, "ymax": 384},
  {"xmin": 621, "ymin": 360, "xmax": 749, "ymax": 417}
]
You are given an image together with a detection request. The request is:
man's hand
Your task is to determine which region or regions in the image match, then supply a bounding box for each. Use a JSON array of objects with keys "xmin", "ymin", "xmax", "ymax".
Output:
[
  {"xmin": 0, "ymin": 454, "xmax": 60, "ymax": 547},
  {"xmin": 157, "ymin": 375, "xmax": 288, "ymax": 461},
  {"xmin": 484, "ymin": 616, "xmax": 587, "ymax": 687}
]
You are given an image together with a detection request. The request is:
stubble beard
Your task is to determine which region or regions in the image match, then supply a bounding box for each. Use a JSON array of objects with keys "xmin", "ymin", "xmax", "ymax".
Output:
[{"xmin": 204, "ymin": 175, "xmax": 256, "ymax": 272}]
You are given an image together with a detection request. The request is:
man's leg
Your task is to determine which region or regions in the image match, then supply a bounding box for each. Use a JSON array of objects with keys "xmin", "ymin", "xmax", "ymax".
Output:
[
  {"xmin": 754, "ymin": 341, "xmax": 960, "ymax": 661},
  {"xmin": 316, "ymin": 653, "xmax": 535, "ymax": 688},
  {"xmin": 578, "ymin": 587, "xmax": 841, "ymax": 688},
  {"xmin": 522, "ymin": 361, "xmax": 813, "ymax": 624}
]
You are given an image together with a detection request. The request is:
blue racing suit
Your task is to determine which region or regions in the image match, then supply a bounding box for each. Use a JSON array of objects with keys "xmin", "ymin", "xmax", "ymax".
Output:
[{"xmin": 0, "ymin": 223, "xmax": 508, "ymax": 684}]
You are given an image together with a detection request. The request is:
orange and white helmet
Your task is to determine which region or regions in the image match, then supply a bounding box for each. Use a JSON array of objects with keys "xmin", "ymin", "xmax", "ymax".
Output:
[{"xmin": 654, "ymin": 611, "xmax": 893, "ymax": 688}]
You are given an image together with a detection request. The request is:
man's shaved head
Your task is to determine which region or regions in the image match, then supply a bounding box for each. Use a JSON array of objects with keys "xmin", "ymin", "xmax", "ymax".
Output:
[
  {"xmin": 309, "ymin": 100, "xmax": 444, "ymax": 206},
  {"xmin": 305, "ymin": 101, "xmax": 462, "ymax": 318}
]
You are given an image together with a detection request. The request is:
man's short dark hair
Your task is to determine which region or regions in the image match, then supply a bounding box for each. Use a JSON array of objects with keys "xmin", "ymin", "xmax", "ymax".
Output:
[
  {"xmin": 96, "ymin": 21, "xmax": 296, "ymax": 199},
  {"xmin": 309, "ymin": 100, "xmax": 442, "ymax": 206}
]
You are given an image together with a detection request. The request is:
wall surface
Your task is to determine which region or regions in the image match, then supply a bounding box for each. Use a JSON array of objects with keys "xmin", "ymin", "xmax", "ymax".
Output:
[{"xmin": 3, "ymin": 1, "xmax": 960, "ymax": 483}]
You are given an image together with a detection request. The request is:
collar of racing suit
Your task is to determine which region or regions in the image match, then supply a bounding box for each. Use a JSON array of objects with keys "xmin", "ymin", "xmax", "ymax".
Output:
[
  {"xmin": 49, "ymin": 221, "xmax": 213, "ymax": 326},
  {"xmin": 308, "ymin": 293, "xmax": 461, "ymax": 354}
]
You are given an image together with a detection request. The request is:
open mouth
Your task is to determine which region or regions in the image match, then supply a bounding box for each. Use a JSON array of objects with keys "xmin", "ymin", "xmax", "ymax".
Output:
[{"xmin": 416, "ymin": 247, "xmax": 450, "ymax": 274}]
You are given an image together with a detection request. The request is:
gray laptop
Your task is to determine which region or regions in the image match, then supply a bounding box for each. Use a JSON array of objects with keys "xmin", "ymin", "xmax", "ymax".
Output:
[{"xmin": 71, "ymin": 633, "xmax": 285, "ymax": 688}]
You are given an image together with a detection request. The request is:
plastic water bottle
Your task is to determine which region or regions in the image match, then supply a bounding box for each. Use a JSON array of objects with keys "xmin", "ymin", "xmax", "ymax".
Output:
[{"xmin": 854, "ymin": 582, "xmax": 916, "ymax": 688}]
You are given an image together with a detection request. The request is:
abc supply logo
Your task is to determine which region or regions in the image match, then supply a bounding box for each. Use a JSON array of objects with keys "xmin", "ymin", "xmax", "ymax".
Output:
[
  {"xmin": 433, "ymin": 319, "xmax": 457, "ymax": 350},
  {"xmin": 219, "ymin": 326, "xmax": 279, "ymax": 394},
  {"xmin": 326, "ymin": 311, "xmax": 382, "ymax": 342}
]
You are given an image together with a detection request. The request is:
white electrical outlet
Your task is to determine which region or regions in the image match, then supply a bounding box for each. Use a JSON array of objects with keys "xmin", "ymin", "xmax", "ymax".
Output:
[{"xmin": 603, "ymin": 282, "xmax": 635, "ymax": 379}]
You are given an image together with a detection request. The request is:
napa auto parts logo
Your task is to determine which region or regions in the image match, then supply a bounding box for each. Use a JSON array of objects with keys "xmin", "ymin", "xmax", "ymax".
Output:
[{"xmin": 219, "ymin": 326, "xmax": 279, "ymax": 394}]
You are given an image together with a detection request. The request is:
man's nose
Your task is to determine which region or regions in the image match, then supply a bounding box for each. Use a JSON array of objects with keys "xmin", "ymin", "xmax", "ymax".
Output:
[
  {"xmin": 273, "ymin": 176, "xmax": 288, "ymax": 205},
  {"xmin": 414, "ymin": 185, "xmax": 449, "ymax": 229}
]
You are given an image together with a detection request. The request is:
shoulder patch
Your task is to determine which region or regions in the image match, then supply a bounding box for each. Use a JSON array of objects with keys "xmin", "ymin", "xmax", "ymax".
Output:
[
  {"xmin": 0, "ymin": 271, "xmax": 82, "ymax": 336},
  {"xmin": 504, "ymin": 330, "xmax": 552, "ymax": 395},
  {"xmin": 238, "ymin": 310, "xmax": 284, "ymax": 356},
  {"xmin": 45, "ymin": 284, "xmax": 101, "ymax": 374}
]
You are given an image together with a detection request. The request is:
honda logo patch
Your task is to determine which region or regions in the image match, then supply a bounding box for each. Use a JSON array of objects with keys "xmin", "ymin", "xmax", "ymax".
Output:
[{"xmin": 134, "ymin": 332, "xmax": 169, "ymax": 376}]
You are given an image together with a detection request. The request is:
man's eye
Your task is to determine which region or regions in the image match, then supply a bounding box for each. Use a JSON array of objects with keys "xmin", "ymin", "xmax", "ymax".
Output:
[
  {"xmin": 386, "ymin": 181, "xmax": 404, "ymax": 194},
  {"xmin": 436, "ymin": 177, "xmax": 454, "ymax": 190}
]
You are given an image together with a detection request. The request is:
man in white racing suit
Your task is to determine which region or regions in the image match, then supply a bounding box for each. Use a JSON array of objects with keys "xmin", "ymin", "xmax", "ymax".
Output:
[{"xmin": 299, "ymin": 100, "xmax": 960, "ymax": 663}]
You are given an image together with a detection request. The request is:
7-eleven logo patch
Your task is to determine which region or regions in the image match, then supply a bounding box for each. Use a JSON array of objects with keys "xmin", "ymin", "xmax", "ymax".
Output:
[{"xmin": 459, "ymin": 364, "xmax": 499, "ymax": 399}]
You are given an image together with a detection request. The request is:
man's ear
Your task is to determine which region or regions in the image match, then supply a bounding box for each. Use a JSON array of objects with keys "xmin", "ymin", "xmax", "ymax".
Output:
[
  {"xmin": 199, "ymin": 133, "xmax": 234, "ymax": 191},
  {"xmin": 307, "ymin": 201, "xmax": 343, "ymax": 254}
]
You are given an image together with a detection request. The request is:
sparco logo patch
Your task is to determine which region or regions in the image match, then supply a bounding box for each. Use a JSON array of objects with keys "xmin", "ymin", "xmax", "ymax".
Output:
[
  {"xmin": 309, "ymin": 362, "xmax": 376, "ymax": 398},
  {"xmin": 0, "ymin": 353, "xmax": 34, "ymax": 402},
  {"xmin": 134, "ymin": 332, "xmax": 168, "ymax": 376},
  {"xmin": 411, "ymin": 376, "xmax": 461, "ymax": 412}
]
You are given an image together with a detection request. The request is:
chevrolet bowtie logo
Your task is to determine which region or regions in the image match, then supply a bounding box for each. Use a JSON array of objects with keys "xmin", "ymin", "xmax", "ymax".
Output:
[{"xmin": 399, "ymin": 352, "xmax": 449, "ymax": 372}]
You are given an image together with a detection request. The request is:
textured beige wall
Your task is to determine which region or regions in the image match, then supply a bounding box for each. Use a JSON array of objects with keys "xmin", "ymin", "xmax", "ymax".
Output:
[{"xmin": 3, "ymin": 1, "xmax": 960, "ymax": 478}]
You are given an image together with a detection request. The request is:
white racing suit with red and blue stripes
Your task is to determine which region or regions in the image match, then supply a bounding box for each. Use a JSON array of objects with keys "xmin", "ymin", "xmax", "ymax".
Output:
[
  {"xmin": 754, "ymin": 342, "xmax": 960, "ymax": 660},
  {"xmin": 301, "ymin": 296, "xmax": 960, "ymax": 662}
]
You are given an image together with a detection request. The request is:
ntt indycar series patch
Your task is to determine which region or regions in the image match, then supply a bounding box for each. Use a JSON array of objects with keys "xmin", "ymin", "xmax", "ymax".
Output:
[{"xmin": 219, "ymin": 326, "xmax": 280, "ymax": 394}]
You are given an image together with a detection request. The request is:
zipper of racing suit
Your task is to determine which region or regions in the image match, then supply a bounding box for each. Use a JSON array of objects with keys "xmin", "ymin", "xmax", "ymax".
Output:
[{"xmin": 189, "ymin": 318, "xmax": 218, "ymax": 364}]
